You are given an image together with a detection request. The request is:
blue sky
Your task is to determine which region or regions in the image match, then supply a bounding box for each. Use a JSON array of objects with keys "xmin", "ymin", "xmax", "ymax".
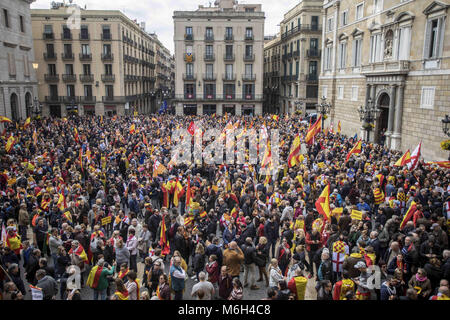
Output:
[{"xmin": 31, "ymin": 0, "xmax": 303, "ymax": 53}]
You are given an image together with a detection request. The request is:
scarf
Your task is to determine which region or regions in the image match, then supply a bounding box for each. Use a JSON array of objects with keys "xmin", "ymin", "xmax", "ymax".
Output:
[{"xmin": 415, "ymin": 274, "xmax": 427, "ymax": 282}]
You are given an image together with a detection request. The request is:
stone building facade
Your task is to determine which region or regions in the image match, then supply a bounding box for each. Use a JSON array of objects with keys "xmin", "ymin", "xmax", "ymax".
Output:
[
  {"xmin": 319, "ymin": 0, "xmax": 450, "ymax": 161},
  {"xmin": 173, "ymin": 0, "xmax": 265, "ymax": 116},
  {"xmin": 31, "ymin": 3, "xmax": 162, "ymax": 117},
  {"xmin": 0, "ymin": 0, "xmax": 38, "ymax": 122}
]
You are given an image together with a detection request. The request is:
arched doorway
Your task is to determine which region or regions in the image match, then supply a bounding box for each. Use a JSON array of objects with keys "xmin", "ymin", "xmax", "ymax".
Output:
[
  {"xmin": 25, "ymin": 92, "xmax": 32, "ymax": 118},
  {"xmin": 376, "ymin": 93, "xmax": 390, "ymax": 144},
  {"xmin": 10, "ymin": 93, "xmax": 19, "ymax": 121}
]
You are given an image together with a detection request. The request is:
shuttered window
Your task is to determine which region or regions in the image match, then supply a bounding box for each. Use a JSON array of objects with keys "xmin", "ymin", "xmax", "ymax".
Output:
[{"xmin": 420, "ymin": 87, "xmax": 435, "ymax": 109}]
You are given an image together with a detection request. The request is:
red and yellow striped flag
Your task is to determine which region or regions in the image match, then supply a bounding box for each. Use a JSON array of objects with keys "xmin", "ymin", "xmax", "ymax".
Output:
[
  {"xmin": 394, "ymin": 150, "xmax": 411, "ymax": 167},
  {"xmin": 129, "ymin": 123, "xmax": 136, "ymax": 134},
  {"xmin": 0, "ymin": 116, "xmax": 12, "ymax": 123},
  {"xmin": 23, "ymin": 117, "xmax": 31, "ymax": 129},
  {"xmin": 337, "ymin": 121, "xmax": 341, "ymax": 134},
  {"xmin": 315, "ymin": 184, "xmax": 331, "ymax": 221},
  {"xmin": 5, "ymin": 135, "xmax": 15, "ymax": 153},
  {"xmin": 345, "ymin": 140, "xmax": 362, "ymax": 162}
]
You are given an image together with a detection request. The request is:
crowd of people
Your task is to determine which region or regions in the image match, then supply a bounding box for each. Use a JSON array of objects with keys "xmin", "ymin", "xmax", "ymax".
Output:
[{"xmin": 0, "ymin": 113, "xmax": 448, "ymax": 301}]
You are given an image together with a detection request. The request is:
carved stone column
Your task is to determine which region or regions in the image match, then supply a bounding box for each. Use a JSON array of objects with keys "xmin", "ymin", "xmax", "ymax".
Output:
[
  {"xmin": 386, "ymin": 84, "xmax": 397, "ymax": 149},
  {"xmin": 391, "ymin": 84, "xmax": 404, "ymax": 150}
]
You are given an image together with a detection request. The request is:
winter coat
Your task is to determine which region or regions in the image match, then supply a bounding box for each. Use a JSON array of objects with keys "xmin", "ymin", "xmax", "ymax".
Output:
[{"xmin": 223, "ymin": 247, "xmax": 244, "ymax": 277}]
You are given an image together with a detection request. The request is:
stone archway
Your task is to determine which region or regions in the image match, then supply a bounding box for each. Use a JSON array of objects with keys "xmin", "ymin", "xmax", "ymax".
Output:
[{"xmin": 10, "ymin": 93, "xmax": 19, "ymax": 121}]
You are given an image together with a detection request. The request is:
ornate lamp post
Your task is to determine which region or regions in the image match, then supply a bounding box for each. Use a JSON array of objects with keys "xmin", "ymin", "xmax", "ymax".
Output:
[
  {"xmin": 358, "ymin": 98, "xmax": 381, "ymax": 142},
  {"xmin": 32, "ymin": 97, "xmax": 42, "ymax": 117},
  {"xmin": 316, "ymin": 96, "xmax": 332, "ymax": 128},
  {"xmin": 294, "ymin": 99, "xmax": 304, "ymax": 116},
  {"xmin": 442, "ymin": 114, "xmax": 450, "ymax": 137}
]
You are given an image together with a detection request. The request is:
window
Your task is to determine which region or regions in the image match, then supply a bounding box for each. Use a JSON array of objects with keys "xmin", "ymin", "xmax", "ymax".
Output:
[
  {"xmin": 105, "ymin": 64, "xmax": 112, "ymax": 75},
  {"xmin": 63, "ymin": 44, "xmax": 72, "ymax": 55},
  {"xmin": 3, "ymin": 9, "xmax": 9, "ymax": 28},
  {"xmin": 424, "ymin": 17, "xmax": 445, "ymax": 59},
  {"xmin": 206, "ymin": 27, "xmax": 213, "ymax": 38},
  {"xmin": 245, "ymin": 64, "xmax": 253, "ymax": 76},
  {"xmin": 341, "ymin": 10, "xmax": 348, "ymax": 26},
  {"xmin": 186, "ymin": 63, "xmax": 193, "ymax": 75},
  {"xmin": 338, "ymin": 86, "xmax": 344, "ymax": 99},
  {"xmin": 83, "ymin": 64, "xmax": 91, "ymax": 75},
  {"xmin": 205, "ymin": 64, "xmax": 213, "ymax": 76},
  {"xmin": 324, "ymin": 45, "xmax": 332, "ymax": 70},
  {"xmin": 309, "ymin": 61, "xmax": 317, "ymax": 78},
  {"xmin": 373, "ymin": 0, "xmax": 383, "ymax": 14},
  {"xmin": 46, "ymin": 43, "xmax": 55, "ymax": 55},
  {"xmin": 306, "ymin": 85, "xmax": 316, "ymax": 99},
  {"xmin": 352, "ymin": 38, "xmax": 362, "ymax": 67},
  {"xmin": 397, "ymin": 27, "xmax": 411, "ymax": 60},
  {"xmin": 80, "ymin": 25, "xmax": 89, "ymax": 39},
  {"xmin": 225, "ymin": 27, "xmax": 233, "ymax": 38},
  {"xmin": 225, "ymin": 64, "xmax": 233, "ymax": 78},
  {"xmin": 81, "ymin": 44, "xmax": 90, "ymax": 55},
  {"xmin": 420, "ymin": 87, "xmax": 435, "ymax": 109},
  {"xmin": 245, "ymin": 27, "xmax": 253, "ymax": 38},
  {"xmin": 225, "ymin": 45, "xmax": 233, "ymax": 57},
  {"xmin": 48, "ymin": 64, "xmax": 56, "ymax": 75},
  {"xmin": 245, "ymin": 7, "xmax": 255, "ymax": 12},
  {"xmin": 370, "ymin": 34, "xmax": 382, "ymax": 63},
  {"xmin": 245, "ymin": 45, "xmax": 253, "ymax": 57},
  {"xmin": 311, "ymin": 16, "xmax": 319, "ymax": 30},
  {"xmin": 298, "ymin": 18, "xmax": 301, "ymax": 28},
  {"xmin": 351, "ymin": 86, "xmax": 359, "ymax": 101},
  {"xmin": 244, "ymin": 84, "xmax": 254, "ymax": 96},
  {"xmin": 103, "ymin": 44, "xmax": 111, "ymax": 55},
  {"xmin": 310, "ymin": 38, "xmax": 319, "ymax": 50},
  {"xmin": 224, "ymin": 84, "xmax": 235, "ymax": 96},
  {"xmin": 65, "ymin": 64, "xmax": 74, "ymax": 75},
  {"xmin": 205, "ymin": 45, "xmax": 213, "ymax": 56},
  {"xmin": 84, "ymin": 85, "xmax": 92, "ymax": 97},
  {"xmin": 62, "ymin": 26, "xmax": 71, "ymax": 39},
  {"xmin": 356, "ymin": 3, "xmax": 364, "ymax": 21},
  {"xmin": 204, "ymin": 83, "xmax": 215, "ymax": 97},
  {"xmin": 338, "ymin": 42, "xmax": 347, "ymax": 69},
  {"xmin": 328, "ymin": 17, "xmax": 334, "ymax": 32},
  {"xmin": 67, "ymin": 85, "xmax": 75, "ymax": 97},
  {"xmin": 322, "ymin": 86, "xmax": 328, "ymax": 98},
  {"xmin": 44, "ymin": 25, "xmax": 53, "ymax": 35},
  {"xmin": 102, "ymin": 25, "xmax": 111, "ymax": 38},
  {"xmin": 19, "ymin": 16, "xmax": 25, "ymax": 33},
  {"xmin": 105, "ymin": 85, "xmax": 114, "ymax": 97},
  {"xmin": 49, "ymin": 85, "xmax": 58, "ymax": 98},
  {"xmin": 186, "ymin": 26, "xmax": 193, "ymax": 35},
  {"xmin": 295, "ymin": 61, "xmax": 299, "ymax": 76}
]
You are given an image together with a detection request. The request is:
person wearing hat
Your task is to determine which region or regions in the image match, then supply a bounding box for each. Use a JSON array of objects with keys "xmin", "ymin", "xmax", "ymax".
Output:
[{"xmin": 353, "ymin": 261, "xmax": 374, "ymax": 300}]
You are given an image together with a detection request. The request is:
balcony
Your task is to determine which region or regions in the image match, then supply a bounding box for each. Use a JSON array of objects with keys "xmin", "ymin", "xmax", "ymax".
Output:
[
  {"xmin": 79, "ymin": 53, "xmax": 92, "ymax": 61},
  {"xmin": 79, "ymin": 74, "xmax": 94, "ymax": 82},
  {"xmin": 62, "ymin": 96, "xmax": 79, "ymax": 104},
  {"xmin": 183, "ymin": 73, "xmax": 196, "ymax": 81},
  {"xmin": 306, "ymin": 74, "xmax": 318, "ymax": 81},
  {"xmin": 203, "ymin": 93, "xmax": 216, "ymax": 99},
  {"xmin": 204, "ymin": 53, "xmax": 215, "ymax": 61},
  {"xmin": 293, "ymin": 50, "xmax": 300, "ymax": 58},
  {"xmin": 184, "ymin": 93, "xmax": 196, "ymax": 99},
  {"xmin": 43, "ymin": 32, "xmax": 54, "ymax": 40},
  {"xmin": 203, "ymin": 73, "xmax": 216, "ymax": 81},
  {"xmin": 45, "ymin": 96, "xmax": 62, "ymax": 103},
  {"xmin": 61, "ymin": 32, "xmax": 72, "ymax": 40},
  {"xmin": 307, "ymin": 49, "xmax": 321, "ymax": 58},
  {"xmin": 223, "ymin": 74, "xmax": 236, "ymax": 81},
  {"xmin": 79, "ymin": 96, "xmax": 96, "ymax": 103},
  {"xmin": 243, "ymin": 94, "xmax": 263, "ymax": 101},
  {"xmin": 224, "ymin": 34, "xmax": 234, "ymax": 42},
  {"xmin": 43, "ymin": 52, "xmax": 57, "ymax": 61},
  {"xmin": 244, "ymin": 54, "xmax": 255, "ymax": 62},
  {"xmin": 360, "ymin": 60, "xmax": 410, "ymax": 75},
  {"xmin": 62, "ymin": 74, "xmax": 77, "ymax": 82},
  {"xmin": 79, "ymin": 32, "xmax": 90, "ymax": 41},
  {"xmin": 125, "ymin": 75, "xmax": 139, "ymax": 82},
  {"xmin": 184, "ymin": 34, "xmax": 194, "ymax": 41},
  {"xmin": 242, "ymin": 74, "xmax": 256, "ymax": 81},
  {"xmin": 204, "ymin": 34, "xmax": 214, "ymax": 42},
  {"xmin": 245, "ymin": 34, "xmax": 254, "ymax": 41},
  {"xmin": 280, "ymin": 24, "xmax": 322, "ymax": 40},
  {"xmin": 101, "ymin": 33, "xmax": 112, "ymax": 41},
  {"xmin": 102, "ymin": 96, "xmax": 126, "ymax": 103},
  {"xmin": 61, "ymin": 53, "xmax": 74, "ymax": 61},
  {"xmin": 224, "ymin": 93, "xmax": 235, "ymax": 100},
  {"xmin": 44, "ymin": 74, "xmax": 59, "ymax": 82},
  {"xmin": 183, "ymin": 53, "xmax": 195, "ymax": 62},
  {"xmin": 101, "ymin": 53, "xmax": 114, "ymax": 61},
  {"xmin": 101, "ymin": 74, "xmax": 115, "ymax": 82},
  {"xmin": 224, "ymin": 54, "xmax": 235, "ymax": 61}
]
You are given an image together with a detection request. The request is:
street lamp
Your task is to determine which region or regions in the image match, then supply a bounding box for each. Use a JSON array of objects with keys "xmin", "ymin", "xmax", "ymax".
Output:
[
  {"xmin": 316, "ymin": 96, "xmax": 332, "ymax": 128},
  {"xmin": 294, "ymin": 100, "xmax": 304, "ymax": 115},
  {"xmin": 442, "ymin": 114, "xmax": 450, "ymax": 137},
  {"xmin": 358, "ymin": 98, "xmax": 381, "ymax": 142},
  {"xmin": 32, "ymin": 97, "xmax": 41, "ymax": 117}
]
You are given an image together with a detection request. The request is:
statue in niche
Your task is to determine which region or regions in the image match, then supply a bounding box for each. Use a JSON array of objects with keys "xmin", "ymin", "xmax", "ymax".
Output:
[{"xmin": 384, "ymin": 30, "xmax": 394, "ymax": 60}]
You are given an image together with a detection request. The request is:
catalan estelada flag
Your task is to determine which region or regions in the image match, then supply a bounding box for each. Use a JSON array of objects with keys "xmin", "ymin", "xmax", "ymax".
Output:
[
  {"xmin": 400, "ymin": 201, "xmax": 417, "ymax": 230},
  {"xmin": 345, "ymin": 139, "xmax": 362, "ymax": 162},
  {"xmin": 315, "ymin": 184, "xmax": 331, "ymax": 221},
  {"xmin": 394, "ymin": 150, "xmax": 411, "ymax": 167}
]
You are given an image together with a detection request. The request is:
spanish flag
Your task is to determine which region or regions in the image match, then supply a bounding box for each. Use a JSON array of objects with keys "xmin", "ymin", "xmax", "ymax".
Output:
[
  {"xmin": 79, "ymin": 148, "xmax": 83, "ymax": 172},
  {"xmin": 315, "ymin": 184, "xmax": 331, "ymax": 221},
  {"xmin": 173, "ymin": 179, "xmax": 184, "ymax": 207},
  {"xmin": 272, "ymin": 115, "xmax": 279, "ymax": 121},
  {"xmin": 425, "ymin": 161, "xmax": 450, "ymax": 169},
  {"xmin": 161, "ymin": 183, "xmax": 169, "ymax": 208},
  {"xmin": 69, "ymin": 244, "xmax": 89, "ymax": 264},
  {"xmin": 0, "ymin": 116, "xmax": 12, "ymax": 123},
  {"xmin": 394, "ymin": 150, "xmax": 411, "ymax": 167},
  {"xmin": 400, "ymin": 201, "xmax": 417, "ymax": 230},
  {"xmin": 288, "ymin": 135, "xmax": 301, "ymax": 168},
  {"xmin": 24, "ymin": 117, "xmax": 31, "ymax": 129},
  {"xmin": 57, "ymin": 193, "xmax": 67, "ymax": 211},
  {"xmin": 337, "ymin": 121, "xmax": 341, "ymax": 134},
  {"xmin": 5, "ymin": 135, "xmax": 15, "ymax": 153},
  {"xmin": 261, "ymin": 142, "xmax": 271, "ymax": 169},
  {"xmin": 159, "ymin": 214, "xmax": 170, "ymax": 256},
  {"xmin": 305, "ymin": 115, "xmax": 322, "ymax": 145},
  {"xmin": 185, "ymin": 177, "xmax": 193, "ymax": 211},
  {"xmin": 32, "ymin": 129, "xmax": 38, "ymax": 145},
  {"xmin": 345, "ymin": 140, "xmax": 362, "ymax": 162},
  {"xmin": 74, "ymin": 128, "xmax": 79, "ymax": 143},
  {"xmin": 129, "ymin": 123, "xmax": 136, "ymax": 134}
]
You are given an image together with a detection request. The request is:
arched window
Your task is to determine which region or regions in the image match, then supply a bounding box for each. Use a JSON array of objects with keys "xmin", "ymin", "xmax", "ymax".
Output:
[
  {"xmin": 10, "ymin": 93, "xmax": 19, "ymax": 121},
  {"xmin": 25, "ymin": 92, "xmax": 32, "ymax": 118}
]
